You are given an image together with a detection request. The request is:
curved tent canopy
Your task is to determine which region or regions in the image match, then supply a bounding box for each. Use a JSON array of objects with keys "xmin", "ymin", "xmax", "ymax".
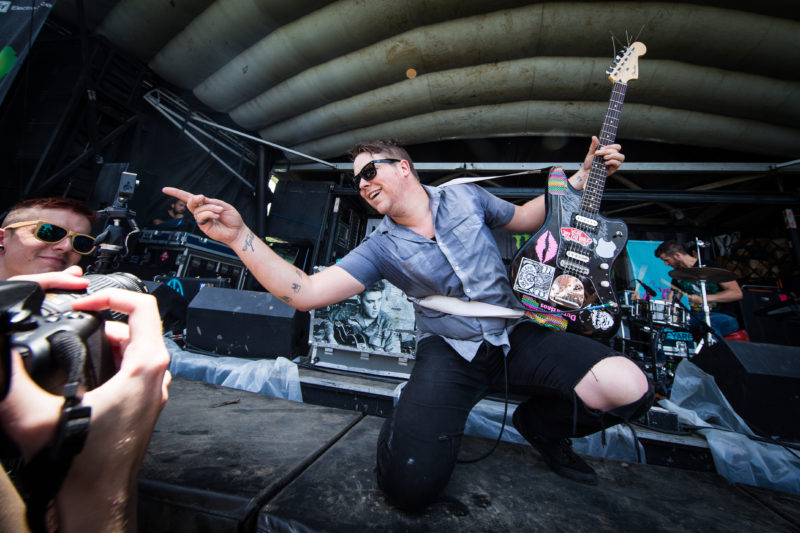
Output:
[{"xmin": 52, "ymin": 0, "xmax": 800, "ymax": 161}]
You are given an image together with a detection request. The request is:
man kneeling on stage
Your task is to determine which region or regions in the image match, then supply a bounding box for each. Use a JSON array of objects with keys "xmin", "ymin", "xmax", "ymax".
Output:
[{"xmin": 164, "ymin": 136, "xmax": 653, "ymax": 510}]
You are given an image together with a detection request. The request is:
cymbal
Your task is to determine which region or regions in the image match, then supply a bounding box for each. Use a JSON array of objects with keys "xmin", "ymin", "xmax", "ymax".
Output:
[{"xmin": 668, "ymin": 266, "xmax": 737, "ymax": 283}]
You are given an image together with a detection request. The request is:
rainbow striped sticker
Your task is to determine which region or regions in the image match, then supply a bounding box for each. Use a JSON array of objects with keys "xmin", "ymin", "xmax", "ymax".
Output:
[
  {"xmin": 547, "ymin": 167, "xmax": 567, "ymax": 195},
  {"xmin": 520, "ymin": 296, "xmax": 568, "ymax": 331}
]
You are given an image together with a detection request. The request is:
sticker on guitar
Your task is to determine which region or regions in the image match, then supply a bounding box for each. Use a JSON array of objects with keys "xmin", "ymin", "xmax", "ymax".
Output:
[
  {"xmin": 549, "ymin": 274, "xmax": 585, "ymax": 309},
  {"xmin": 535, "ymin": 231, "xmax": 558, "ymax": 263},
  {"xmin": 591, "ymin": 309, "xmax": 615, "ymax": 330},
  {"xmin": 513, "ymin": 257, "xmax": 555, "ymax": 300},
  {"xmin": 515, "ymin": 249, "xmax": 587, "ymax": 309},
  {"xmin": 561, "ymin": 227, "xmax": 592, "ymax": 247}
]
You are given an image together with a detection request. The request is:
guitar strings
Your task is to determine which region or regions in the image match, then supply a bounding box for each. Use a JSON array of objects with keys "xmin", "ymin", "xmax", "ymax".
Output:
[{"xmin": 563, "ymin": 81, "xmax": 625, "ymax": 281}]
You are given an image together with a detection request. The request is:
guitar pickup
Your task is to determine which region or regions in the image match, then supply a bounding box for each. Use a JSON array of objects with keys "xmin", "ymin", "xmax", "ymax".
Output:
[
  {"xmin": 574, "ymin": 215, "xmax": 598, "ymax": 227},
  {"xmin": 566, "ymin": 250, "xmax": 590, "ymax": 263},
  {"xmin": 559, "ymin": 260, "xmax": 590, "ymax": 275}
]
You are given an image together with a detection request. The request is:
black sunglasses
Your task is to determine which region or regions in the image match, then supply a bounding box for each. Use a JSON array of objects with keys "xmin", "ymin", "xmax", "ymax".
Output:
[
  {"xmin": 351, "ymin": 159, "xmax": 401, "ymax": 190},
  {"xmin": 2, "ymin": 220, "xmax": 96, "ymax": 255}
]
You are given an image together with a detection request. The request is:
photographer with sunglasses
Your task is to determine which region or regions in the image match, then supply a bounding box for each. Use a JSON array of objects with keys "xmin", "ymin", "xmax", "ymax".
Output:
[
  {"xmin": 163, "ymin": 136, "xmax": 652, "ymax": 511},
  {"xmin": 0, "ymin": 198, "xmax": 97, "ymax": 280}
]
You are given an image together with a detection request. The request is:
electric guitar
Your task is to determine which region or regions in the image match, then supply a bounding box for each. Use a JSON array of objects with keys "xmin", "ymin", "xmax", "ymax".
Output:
[
  {"xmin": 508, "ymin": 42, "xmax": 646, "ymax": 338},
  {"xmin": 333, "ymin": 320, "xmax": 369, "ymax": 350}
]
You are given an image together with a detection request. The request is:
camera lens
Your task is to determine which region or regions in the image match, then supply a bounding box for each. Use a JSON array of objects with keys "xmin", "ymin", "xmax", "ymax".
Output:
[
  {"xmin": 1, "ymin": 311, "xmax": 11, "ymax": 401},
  {"xmin": 82, "ymin": 273, "xmax": 146, "ymax": 294},
  {"xmin": 41, "ymin": 272, "xmax": 147, "ymax": 321}
]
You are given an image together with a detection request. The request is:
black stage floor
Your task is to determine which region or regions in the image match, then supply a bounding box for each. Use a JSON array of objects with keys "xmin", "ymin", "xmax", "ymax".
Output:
[{"xmin": 137, "ymin": 377, "xmax": 800, "ymax": 532}]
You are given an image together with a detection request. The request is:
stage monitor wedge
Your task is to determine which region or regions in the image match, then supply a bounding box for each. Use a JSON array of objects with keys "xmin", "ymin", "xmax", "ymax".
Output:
[
  {"xmin": 694, "ymin": 340, "xmax": 800, "ymax": 441},
  {"xmin": 186, "ymin": 287, "xmax": 309, "ymax": 359}
]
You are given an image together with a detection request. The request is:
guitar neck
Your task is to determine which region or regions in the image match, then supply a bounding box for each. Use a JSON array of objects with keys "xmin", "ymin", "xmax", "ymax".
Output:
[{"xmin": 580, "ymin": 80, "xmax": 627, "ymax": 214}]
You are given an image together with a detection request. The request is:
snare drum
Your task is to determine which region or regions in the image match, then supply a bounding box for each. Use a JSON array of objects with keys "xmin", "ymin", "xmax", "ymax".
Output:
[{"xmin": 648, "ymin": 300, "xmax": 688, "ymax": 329}]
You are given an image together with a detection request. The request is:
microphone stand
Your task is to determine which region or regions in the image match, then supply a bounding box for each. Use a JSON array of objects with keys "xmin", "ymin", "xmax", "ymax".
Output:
[
  {"xmin": 646, "ymin": 313, "xmax": 667, "ymax": 395},
  {"xmin": 694, "ymin": 237, "xmax": 714, "ymax": 346},
  {"xmin": 669, "ymin": 293, "xmax": 720, "ymax": 356},
  {"xmin": 633, "ymin": 279, "xmax": 665, "ymax": 394}
]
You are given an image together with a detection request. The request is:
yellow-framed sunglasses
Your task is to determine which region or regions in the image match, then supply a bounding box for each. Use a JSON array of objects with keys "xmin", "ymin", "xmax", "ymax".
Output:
[{"xmin": 2, "ymin": 220, "xmax": 96, "ymax": 255}]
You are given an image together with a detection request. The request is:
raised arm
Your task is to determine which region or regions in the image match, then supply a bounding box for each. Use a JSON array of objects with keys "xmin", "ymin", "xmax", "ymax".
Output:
[
  {"xmin": 162, "ymin": 187, "xmax": 365, "ymax": 310},
  {"xmin": 502, "ymin": 136, "xmax": 625, "ymax": 233}
]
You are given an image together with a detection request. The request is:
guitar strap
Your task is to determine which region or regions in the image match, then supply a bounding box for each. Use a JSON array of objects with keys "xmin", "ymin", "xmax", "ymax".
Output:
[
  {"xmin": 408, "ymin": 295, "xmax": 524, "ymax": 319},
  {"xmin": 438, "ymin": 169, "xmax": 541, "ymax": 188}
]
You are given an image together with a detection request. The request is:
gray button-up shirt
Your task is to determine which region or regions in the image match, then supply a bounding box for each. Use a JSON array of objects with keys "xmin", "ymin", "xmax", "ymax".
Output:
[{"xmin": 337, "ymin": 184, "xmax": 524, "ymax": 362}]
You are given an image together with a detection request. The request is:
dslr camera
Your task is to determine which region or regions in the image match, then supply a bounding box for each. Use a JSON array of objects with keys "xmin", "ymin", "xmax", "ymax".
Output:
[{"xmin": 0, "ymin": 273, "xmax": 145, "ymax": 397}]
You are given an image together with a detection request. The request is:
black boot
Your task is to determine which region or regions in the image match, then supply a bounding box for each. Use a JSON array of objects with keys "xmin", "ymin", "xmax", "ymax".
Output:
[
  {"xmin": 513, "ymin": 385, "xmax": 655, "ymax": 485},
  {"xmin": 512, "ymin": 403, "xmax": 598, "ymax": 485}
]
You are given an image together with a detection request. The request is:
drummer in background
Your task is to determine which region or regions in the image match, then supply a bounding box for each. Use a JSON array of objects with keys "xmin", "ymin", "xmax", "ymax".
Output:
[{"xmin": 654, "ymin": 240, "xmax": 743, "ymax": 339}]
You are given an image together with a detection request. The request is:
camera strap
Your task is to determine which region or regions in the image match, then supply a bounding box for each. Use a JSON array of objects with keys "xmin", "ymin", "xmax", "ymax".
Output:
[{"xmin": 22, "ymin": 382, "xmax": 91, "ymax": 533}]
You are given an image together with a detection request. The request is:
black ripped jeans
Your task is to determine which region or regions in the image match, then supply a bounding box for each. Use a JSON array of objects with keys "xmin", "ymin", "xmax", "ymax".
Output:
[{"xmin": 376, "ymin": 321, "xmax": 652, "ymax": 510}]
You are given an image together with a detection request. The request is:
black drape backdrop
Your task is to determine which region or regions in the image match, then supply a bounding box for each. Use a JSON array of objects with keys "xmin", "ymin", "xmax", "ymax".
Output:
[{"xmin": 124, "ymin": 110, "xmax": 259, "ymax": 231}]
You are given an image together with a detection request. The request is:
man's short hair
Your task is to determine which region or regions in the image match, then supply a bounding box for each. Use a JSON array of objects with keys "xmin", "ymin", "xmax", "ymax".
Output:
[
  {"xmin": 2, "ymin": 197, "xmax": 96, "ymax": 226},
  {"xmin": 654, "ymin": 239, "xmax": 689, "ymax": 258},
  {"xmin": 349, "ymin": 139, "xmax": 417, "ymax": 178},
  {"xmin": 363, "ymin": 280, "xmax": 386, "ymax": 294}
]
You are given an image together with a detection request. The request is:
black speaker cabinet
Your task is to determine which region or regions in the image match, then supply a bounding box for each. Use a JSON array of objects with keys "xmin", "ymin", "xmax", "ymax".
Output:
[
  {"xmin": 153, "ymin": 275, "xmax": 231, "ymax": 302},
  {"xmin": 694, "ymin": 340, "xmax": 800, "ymax": 440},
  {"xmin": 144, "ymin": 280, "xmax": 189, "ymax": 333},
  {"xmin": 186, "ymin": 286, "xmax": 309, "ymax": 358},
  {"xmin": 739, "ymin": 285, "xmax": 800, "ymax": 346}
]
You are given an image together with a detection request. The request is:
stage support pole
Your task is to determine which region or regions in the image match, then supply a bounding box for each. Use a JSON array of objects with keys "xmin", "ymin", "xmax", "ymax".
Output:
[{"xmin": 257, "ymin": 145, "xmax": 267, "ymax": 236}]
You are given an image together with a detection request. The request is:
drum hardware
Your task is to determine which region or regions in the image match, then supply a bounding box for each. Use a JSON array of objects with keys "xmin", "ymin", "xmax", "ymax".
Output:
[
  {"xmin": 615, "ymin": 291, "xmax": 695, "ymax": 395},
  {"xmin": 631, "ymin": 299, "xmax": 689, "ymax": 330},
  {"xmin": 618, "ymin": 289, "xmax": 637, "ymax": 310}
]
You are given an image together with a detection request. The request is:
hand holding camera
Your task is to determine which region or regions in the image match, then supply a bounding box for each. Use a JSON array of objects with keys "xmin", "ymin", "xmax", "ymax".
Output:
[
  {"xmin": 1, "ymin": 268, "xmax": 171, "ymax": 532},
  {"xmin": 5, "ymin": 267, "xmax": 148, "ymax": 395},
  {"xmin": 55, "ymin": 287, "xmax": 171, "ymax": 532}
]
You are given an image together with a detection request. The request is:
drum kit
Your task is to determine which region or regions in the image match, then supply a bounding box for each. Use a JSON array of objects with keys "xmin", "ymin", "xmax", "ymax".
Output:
[{"xmin": 614, "ymin": 264, "xmax": 737, "ymax": 394}]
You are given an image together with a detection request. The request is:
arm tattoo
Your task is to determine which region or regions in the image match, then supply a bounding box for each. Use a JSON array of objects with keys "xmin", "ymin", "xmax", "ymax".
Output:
[
  {"xmin": 242, "ymin": 232, "xmax": 255, "ymax": 252},
  {"xmin": 292, "ymin": 270, "xmax": 302, "ymax": 293},
  {"xmin": 282, "ymin": 270, "xmax": 303, "ymax": 303}
]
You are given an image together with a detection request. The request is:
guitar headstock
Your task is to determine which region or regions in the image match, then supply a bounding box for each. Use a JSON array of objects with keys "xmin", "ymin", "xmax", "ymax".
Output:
[{"xmin": 607, "ymin": 42, "xmax": 646, "ymax": 84}]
